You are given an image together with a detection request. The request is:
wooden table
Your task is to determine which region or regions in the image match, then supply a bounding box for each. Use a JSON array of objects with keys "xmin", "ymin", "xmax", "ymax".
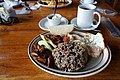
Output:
[{"xmin": 0, "ymin": 0, "xmax": 120, "ymax": 79}]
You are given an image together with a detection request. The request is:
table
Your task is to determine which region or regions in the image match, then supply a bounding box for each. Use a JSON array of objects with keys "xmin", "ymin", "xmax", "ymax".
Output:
[{"xmin": 0, "ymin": 0, "xmax": 120, "ymax": 80}]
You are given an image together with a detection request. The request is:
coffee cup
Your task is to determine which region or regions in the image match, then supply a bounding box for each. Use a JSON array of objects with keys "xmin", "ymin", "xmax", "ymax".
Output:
[
  {"xmin": 77, "ymin": 4, "xmax": 101, "ymax": 28},
  {"xmin": 47, "ymin": 14, "xmax": 62, "ymax": 26},
  {"xmin": 81, "ymin": 0, "xmax": 94, "ymax": 4}
]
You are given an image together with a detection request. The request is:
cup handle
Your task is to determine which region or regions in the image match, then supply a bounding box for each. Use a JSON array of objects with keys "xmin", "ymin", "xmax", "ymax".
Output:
[{"xmin": 91, "ymin": 12, "xmax": 101, "ymax": 28}]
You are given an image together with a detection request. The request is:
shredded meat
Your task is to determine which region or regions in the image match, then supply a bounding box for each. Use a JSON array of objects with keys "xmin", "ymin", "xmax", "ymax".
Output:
[{"xmin": 45, "ymin": 34, "xmax": 64, "ymax": 45}]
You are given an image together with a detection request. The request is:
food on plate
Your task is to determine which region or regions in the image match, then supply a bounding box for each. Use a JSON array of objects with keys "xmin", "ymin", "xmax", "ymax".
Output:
[
  {"xmin": 32, "ymin": 44, "xmax": 55, "ymax": 67},
  {"xmin": 52, "ymin": 41, "xmax": 88, "ymax": 72},
  {"xmin": 63, "ymin": 35, "xmax": 70, "ymax": 42},
  {"xmin": 40, "ymin": 35, "xmax": 57, "ymax": 49},
  {"xmin": 31, "ymin": 30, "xmax": 105, "ymax": 72},
  {"xmin": 31, "ymin": 34, "xmax": 65, "ymax": 67},
  {"xmin": 38, "ymin": 40, "xmax": 53, "ymax": 51},
  {"xmin": 39, "ymin": 0, "xmax": 51, "ymax": 5},
  {"xmin": 45, "ymin": 34, "xmax": 64, "ymax": 45},
  {"xmin": 48, "ymin": 24, "xmax": 74, "ymax": 35},
  {"xmin": 39, "ymin": 0, "xmax": 69, "ymax": 6},
  {"xmin": 77, "ymin": 32, "xmax": 105, "ymax": 58}
]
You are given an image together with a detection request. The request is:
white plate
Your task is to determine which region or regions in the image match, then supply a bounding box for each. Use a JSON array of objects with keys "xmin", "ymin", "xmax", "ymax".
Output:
[
  {"xmin": 38, "ymin": 17, "xmax": 69, "ymax": 31},
  {"xmin": 71, "ymin": 18, "xmax": 98, "ymax": 30},
  {"xmin": 11, "ymin": 0, "xmax": 22, "ymax": 7},
  {"xmin": 28, "ymin": 31, "xmax": 111, "ymax": 78},
  {"xmin": 38, "ymin": 0, "xmax": 72, "ymax": 8},
  {"xmin": 80, "ymin": 1, "xmax": 97, "ymax": 4}
]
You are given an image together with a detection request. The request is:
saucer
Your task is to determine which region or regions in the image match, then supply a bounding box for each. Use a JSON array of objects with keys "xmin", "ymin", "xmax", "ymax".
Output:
[
  {"xmin": 80, "ymin": 1, "xmax": 97, "ymax": 4},
  {"xmin": 70, "ymin": 18, "xmax": 98, "ymax": 30},
  {"xmin": 39, "ymin": 17, "xmax": 69, "ymax": 31}
]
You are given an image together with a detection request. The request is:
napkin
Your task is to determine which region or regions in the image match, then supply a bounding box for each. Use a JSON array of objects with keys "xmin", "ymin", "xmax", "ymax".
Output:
[
  {"xmin": 0, "ymin": 1, "xmax": 17, "ymax": 21},
  {"xmin": 101, "ymin": 16, "xmax": 120, "ymax": 38}
]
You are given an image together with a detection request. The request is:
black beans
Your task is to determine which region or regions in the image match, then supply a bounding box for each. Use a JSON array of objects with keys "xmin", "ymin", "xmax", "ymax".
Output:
[{"xmin": 52, "ymin": 41, "xmax": 88, "ymax": 72}]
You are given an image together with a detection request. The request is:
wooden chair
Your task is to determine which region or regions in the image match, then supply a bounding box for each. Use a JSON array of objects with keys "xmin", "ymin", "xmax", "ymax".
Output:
[
  {"xmin": 112, "ymin": 0, "xmax": 119, "ymax": 8},
  {"xmin": 102, "ymin": 0, "xmax": 120, "ymax": 11}
]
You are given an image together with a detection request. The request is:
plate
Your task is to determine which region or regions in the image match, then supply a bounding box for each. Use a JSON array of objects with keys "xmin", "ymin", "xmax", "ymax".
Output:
[
  {"xmin": 28, "ymin": 31, "xmax": 111, "ymax": 78},
  {"xmin": 71, "ymin": 18, "xmax": 98, "ymax": 30},
  {"xmin": 80, "ymin": 1, "xmax": 97, "ymax": 4},
  {"xmin": 38, "ymin": 0, "xmax": 72, "ymax": 8},
  {"xmin": 38, "ymin": 17, "xmax": 69, "ymax": 31},
  {"xmin": 11, "ymin": 0, "xmax": 22, "ymax": 7}
]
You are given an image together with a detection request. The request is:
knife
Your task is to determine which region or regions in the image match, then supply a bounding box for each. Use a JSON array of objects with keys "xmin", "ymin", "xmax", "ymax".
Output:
[
  {"xmin": 96, "ymin": 7, "xmax": 118, "ymax": 16},
  {"xmin": 101, "ymin": 17, "xmax": 120, "ymax": 38}
]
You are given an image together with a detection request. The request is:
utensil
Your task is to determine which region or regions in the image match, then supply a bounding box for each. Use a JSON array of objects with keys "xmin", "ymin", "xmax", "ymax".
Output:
[
  {"xmin": 54, "ymin": 0, "xmax": 58, "ymax": 15},
  {"xmin": 101, "ymin": 16, "xmax": 120, "ymax": 38},
  {"xmin": 96, "ymin": 7, "xmax": 118, "ymax": 16}
]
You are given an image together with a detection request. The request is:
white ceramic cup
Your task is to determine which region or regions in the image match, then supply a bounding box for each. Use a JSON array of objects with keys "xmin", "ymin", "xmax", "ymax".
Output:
[
  {"xmin": 47, "ymin": 14, "xmax": 62, "ymax": 26},
  {"xmin": 77, "ymin": 4, "xmax": 101, "ymax": 28},
  {"xmin": 81, "ymin": 0, "xmax": 94, "ymax": 4}
]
